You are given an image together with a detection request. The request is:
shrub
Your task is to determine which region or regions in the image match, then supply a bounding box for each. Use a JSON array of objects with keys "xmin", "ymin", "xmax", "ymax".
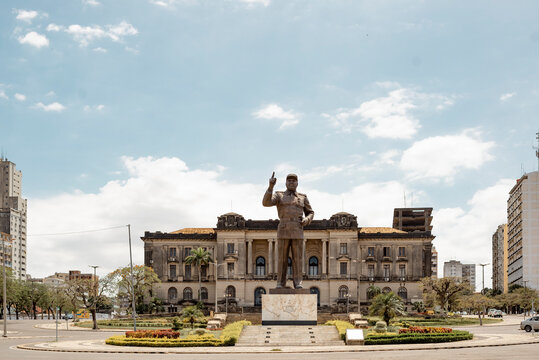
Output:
[
  {"xmin": 324, "ymin": 320, "xmax": 354, "ymax": 340},
  {"xmin": 189, "ymin": 328, "xmax": 208, "ymax": 336},
  {"xmin": 220, "ymin": 320, "xmax": 251, "ymax": 346},
  {"xmin": 171, "ymin": 317, "xmax": 182, "ymax": 331},
  {"xmin": 399, "ymin": 326, "xmax": 452, "ymax": 334},
  {"xmin": 125, "ymin": 329, "xmax": 181, "ymax": 339},
  {"xmin": 106, "ymin": 335, "xmax": 222, "ymax": 347},
  {"xmin": 374, "ymin": 321, "xmax": 387, "ymax": 333},
  {"xmin": 364, "ymin": 331, "xmax": 472, "ymax": 345}
]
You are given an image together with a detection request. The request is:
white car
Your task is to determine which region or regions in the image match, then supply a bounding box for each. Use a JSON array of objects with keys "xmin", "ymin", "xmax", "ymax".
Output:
[{"xmin": 520, "ymin": 316, "xmax": 539, "ymax": 332}]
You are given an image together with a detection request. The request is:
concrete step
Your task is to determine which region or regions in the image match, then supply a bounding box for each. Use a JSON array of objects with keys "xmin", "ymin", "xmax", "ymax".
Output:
[{"xmin": 236, "ymin": 325, "xmax": 344, "ymax": 346}]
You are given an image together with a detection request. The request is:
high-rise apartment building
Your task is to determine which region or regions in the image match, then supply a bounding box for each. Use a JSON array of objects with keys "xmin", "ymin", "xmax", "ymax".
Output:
[
  {"xmin": 443, "ymin": 260, "xmax": 475, "ymax": 287},
  {"xmin": 507, "ymin": 171, "xmax": 539, "ymax": 291},
  {"xmin": 492, "ymin": 224, "xmax": 508, "ymax": 293},
  {"xmin": 0, "ymin": 159, "xmax": 27, "ymax": 279}
]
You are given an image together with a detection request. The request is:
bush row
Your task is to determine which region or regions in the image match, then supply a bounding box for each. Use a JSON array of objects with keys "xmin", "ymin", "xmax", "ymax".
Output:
[
  {"xmin": 324, "ymin": 320, "xmax": 354, "ymax": 340},
  {"xmin": 106, "ymin": 320, "xmax": 252, "ymax": 347},
  {"xmin": 398, "ymin": 326, "xmax": 452, "ymax": 334},
  {"xmin": 364, "ymin": 331, "xmax": 473, "ymax": 345},
  {"xmin": 126, "ymin": 329, "xmax": 180, "ymax": 339}
]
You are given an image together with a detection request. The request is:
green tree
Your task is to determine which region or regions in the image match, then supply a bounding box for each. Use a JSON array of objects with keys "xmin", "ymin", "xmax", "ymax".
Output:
[
  {"xmin": 108, "ymin": 265, "xmax": 161, "ymax": 314},
  {"xmin": 367, "ymin": 285, "xmax": 381, "ymax": 300},
  {"xmin": 421, "ymin": 277, "xmax": 472, "ymax": 311},
  {"xmin": 65, "ymin": 275, "xmax": 113, "ymax": 330},
  {"xmin": 184, "ymin": 248, "xmax": 213, "ymax": 301},
  {"xmin": 180, "ymin": 305, "xmax": 204, "ymax": 329},
  {"xmin": 368, "ymin": 291, "xmax": 405, "ymax": 325},
  {"xmin": 0, "ymin": 268, "xmax": 15, "ymax": 319},
  {"xmin": 513, "ymin": 287, "xmax": 539, "ymax": 315},
  {"xmin": 411, "ymin": 301, "xmax": 425, "ymax": 313},
  {"xmin": 458, "ymin": 294, "xmax": 494, "ymax": 325}
]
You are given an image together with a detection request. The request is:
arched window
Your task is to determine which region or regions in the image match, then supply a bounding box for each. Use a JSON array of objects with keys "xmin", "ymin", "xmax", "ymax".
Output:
[
  {"xmin": 398, "ymin": 287, "xmax": 407, "ymax": 300},
  {"xmin": 256, "ymin": 256, "xmax": 266, "ymax": 276},
  {"xmin": 309, "ymin": 256, "xmax": 319, "ymax": 276},
  {"xmin": 382, "ymin": 287, "xmax": 392, "ymax": 294},
  {"xmin": 168, "ymin": 287, "xmax": 177, "ymax": 301},
  {"xmin": 254, "ymin": 287, "xmax": 266, "ymax": 306},
  {"xmin": 226, "ymin": 285, "xmax": 236, "ymax": 298},
  {"xmin": 310, "ymin": 287, "xmax": 320, "ymax": 306},
  {"xmin": 339, "ymin": 285, "xmax": 348, "ymax": 299},
  {"xmin": 201, "ymin": 287, "xmax": 208, "ymax": 301},
  {"xmin": 287, "ymin": 257, "xmax": 292, "ymax": 276},
  {"xmin": 183, "ymin": 287, "xmax": 193, "ymax": 300}
]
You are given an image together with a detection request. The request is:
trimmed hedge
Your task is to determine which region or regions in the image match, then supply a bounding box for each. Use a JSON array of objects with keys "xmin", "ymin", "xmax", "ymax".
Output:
[
  {"xmin": 105, "ymin": 320, "xmax": 252, "ymax": 347},
  {"xmin": 364, "ymin": 330, "xmax": 473, "ymax": 345},
  {"xmin": 399, "ymin": 326, "xmax": 452, "ymax": 334},
  {"xmin": 324, "ymin": 320, "xmax": 354, "ymax": 340}
]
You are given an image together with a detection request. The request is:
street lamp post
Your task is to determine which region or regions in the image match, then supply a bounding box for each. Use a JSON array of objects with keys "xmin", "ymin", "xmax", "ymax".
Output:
[
  {"xmin": 479, "ymin": 263, "xmax": 489, "ymax": 294},
  {"xmin": 127, "ymin": 224, "xmax": 137, "ymax": 331},
  {"xmin": 2, "ymin": 232, "xmax": 10, "ymax": 338},
  {"xmin": 345, "ymin": 293, "xmax": 351, "ymax": 314},
  {"xmin": 210, "ymin": 262, "xmax": 226, "ymax": 314}
]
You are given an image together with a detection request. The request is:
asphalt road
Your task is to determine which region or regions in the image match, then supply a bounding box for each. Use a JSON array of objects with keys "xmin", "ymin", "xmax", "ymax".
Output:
[{"xmin": 1, "ymin": 317, "xmax": 538, "ymax": 360}]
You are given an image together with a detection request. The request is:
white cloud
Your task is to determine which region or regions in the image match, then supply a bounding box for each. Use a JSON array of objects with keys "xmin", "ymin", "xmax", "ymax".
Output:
[
  {"xmin": 378, "ymin": 149, "xmax": 401, "ymax": 165},
  {"xmin": 49, "ymin": 21, "xmax": 138, "ymax": 47},
  {"xmin": 324, "ymin": 86, "xmax": 454, "ymax": 139},
  {"xmin": 238, "ymin": 0, "xmax": 271, "ymax": 7},
  {"xmin": 46, "ymin": 91, "xmax": 56, "ymax": 97},
  {"xmin": 83, "ymin": 0, "xmax": 101, "ymax": 6},
  {"xmin": 399, "ymin": 129, "xmax": 495, "ymax": 182},
  {"xmin": 18, "ymin": 32, "xmax": 49, "ymax": 48},
  {"xmin": 93, "ymin": 47, "xmax": 107, "ymax": 53},
  {"xmin": 0, "ymin": 90, "xmax": 7, "ymax": 100},
  {"xmin": 84, "ymin": 104, "xmax": 105, "ymax": 111},
  {"xmin": 149, "ymin": 0, "xmax": 177, "ymax": 7},
  {"xmin": 14, "ymin": 93, "xmax": 26, "ymax": 101},
  {"xmin": 15, "ymin": 10, "xmax": 39, "ymax": 23},
  {"xmin": 500, "ymin": 92, "xmax": 515, "ymax": 102},
  {"xmin": 46, "ymin": 23, "xmax": 63, "ymax": 32},
  {"xmin": 35, "ymin": 102, "xmax": 66, "ymax": 112},
  {"xmin": 28, "ymin": 156, "xmax": 411, "ymax": 277},
  {"xmin": 433, "ymin": 179, "xmax": 514, "ymax": 290},
  {"xmin": 253, "ymin": 104, "xmax": 300, "ymax": 129}
]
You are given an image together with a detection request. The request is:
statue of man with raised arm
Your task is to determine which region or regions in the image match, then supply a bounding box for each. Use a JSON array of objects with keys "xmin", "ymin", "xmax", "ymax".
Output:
[{"xmin": 262, "ymin": 172, "xmax": 314, "ymax": 289}]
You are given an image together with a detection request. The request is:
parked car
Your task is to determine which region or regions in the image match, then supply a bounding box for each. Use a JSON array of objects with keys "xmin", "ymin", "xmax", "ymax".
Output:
[
  {"xmin": 520, "ymin": 316, "xmax": 539, "ymax": 332},
  {"xmin": 492, "ymin": 310, "xmax": 503, "ymax": 318}
]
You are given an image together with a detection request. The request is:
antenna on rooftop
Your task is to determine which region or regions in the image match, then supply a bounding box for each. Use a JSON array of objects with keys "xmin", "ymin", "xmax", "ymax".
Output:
[{"xmin": 403, "ymin": 192, "xmax": 407, "ymax": 207}]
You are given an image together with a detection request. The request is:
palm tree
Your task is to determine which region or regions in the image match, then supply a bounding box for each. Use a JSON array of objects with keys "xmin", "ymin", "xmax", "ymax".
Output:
[
  {"xmin": 184, "ymin": 247, "xmax": 213, "ymax": 301},
  {"xmin": 180, "ymin": 305, "xmax": 204, "ymax": 329},
  {"xmin": 369, "ymin": 291, "xmax": 405, "ymax": 325},
  {"xmin": 367, "ymin": 285, "xmax": 381, "ymax": 300}
]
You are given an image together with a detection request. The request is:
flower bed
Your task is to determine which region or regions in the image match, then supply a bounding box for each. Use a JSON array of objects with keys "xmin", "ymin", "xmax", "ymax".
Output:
[
  {"xmin": 398, "ymin": 326, "xmax": 452, "ymax": 334},
  {"xmin": 324, "ymin": 320, "xmax": 354, "ymax": 340},
  {"xmin": 105, "ymin": 320, "xmax": 251, "ymax": 347},
  {"xmin": 364, "ymin": 330, "xmax": 472, "ymax": 345}
]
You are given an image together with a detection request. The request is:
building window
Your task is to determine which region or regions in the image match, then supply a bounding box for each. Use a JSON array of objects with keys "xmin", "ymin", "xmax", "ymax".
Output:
[
  {"xmin": 287, "ymin": 257, "xmax": 292, "ymax": 276},
  {"xmin": 340, "ymin": 262, "xmax": 347, "ymax": 275},
  {"xmin": 183, "ymin": 287, "xmax": 193, "ymax": 300},
  {"xmin": 255, "ymin": 256, "xmax": 266, "ymax": 276},
  {"xmin": 339, "ymin": 285, "xmax": 348, "ymax": 298},
  {"xmin": 368, "ymin": 264, "xmax": 375, "ymax": 278},
  {"xmin": 310, "ymin": 287, "xmax": 320, "ymax": 306},
  {"xmin": 340, "ymin": 243, "xmax": 348, "ymax": 255},
  {"xmin": 227, "ymin": 243, "xmax": 235, "ymax": 254},
  {"xmin": 398, "ymin": 287, "xmax": 407, "ymax": 300},
  {"xmin": 398, "ymin": 247, "xmax": 405, "ymax": 257},
  {"xmin": 184, "ymin": 247, "xmax": 191, "ymax": 258},
  {"xmin": 399, "ymin": 264, "xmax": 406, "ymax": 278},
  {"xmin": 309, "ymin": 256, "xmax": 319, "ymax": 276},
  {"xmin": 168, "ymin": 287, "xmax": 177, "ymax": 301},
  {"xmin": 367, "ymin": 247, "xmax": 375, "ymax": 257},
  {"xmin": 170, "ymin": 265, "xmax": 177, "ymax": 279},
  {"xmin": 254, "ymin": 287, "xmax": 266, "ymax": 306},
  {"xmin": 383, "ymin": 247, "xmax": 390, "ymax": 257},
  {"xmin": 201, "ymin": 287, "xmax": 208, "ymax": 301},
  {"xmin": 184, "ymin": 265, "xmax": 191, "ymax": 280},
  {"xmin": 227, "ymin": 262, "xmax": 234, "ymax": 276},
  {"xmin": 169, "ymin": 247, "xmax": 177, "ymax": 257},
  {"xmin": 382, "ymin": 287, "xmax": 391, "ymax": 294},
  {"xmin": 383, "ymin": 264, "xmax": 390, "ymax": 279},
  {"xmin": 226, "ymin": 285, "xmax": 236, "ymax": 298},
  {"xmin": 201, "ymin": 265, "xmax": 207, "ymax": 278}
]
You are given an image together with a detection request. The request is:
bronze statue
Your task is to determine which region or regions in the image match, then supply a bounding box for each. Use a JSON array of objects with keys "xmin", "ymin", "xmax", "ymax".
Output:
[{"xmin": 263, "ymin": 172, "xmax": 314, "ymax": 289}]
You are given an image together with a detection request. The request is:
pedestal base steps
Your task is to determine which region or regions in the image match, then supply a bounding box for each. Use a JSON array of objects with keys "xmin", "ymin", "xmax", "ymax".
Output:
[{"xmin": 236, "ymin": 325, "xmax": 344, "ymax": 346}]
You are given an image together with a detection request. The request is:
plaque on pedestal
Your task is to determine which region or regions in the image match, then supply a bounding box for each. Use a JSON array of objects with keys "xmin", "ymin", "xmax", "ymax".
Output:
[{"xmin": 262, "ymin": 291, "xmax": 317, "ymax": 325}]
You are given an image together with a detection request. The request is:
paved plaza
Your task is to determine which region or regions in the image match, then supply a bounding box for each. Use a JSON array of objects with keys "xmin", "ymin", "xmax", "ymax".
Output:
[{"xmin": 0, "ymin": 315, "xmax": 538, "ymax": 359}]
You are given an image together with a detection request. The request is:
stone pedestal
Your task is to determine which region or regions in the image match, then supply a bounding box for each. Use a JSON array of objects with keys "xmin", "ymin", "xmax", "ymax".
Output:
[{"xmin": 262, "ymin": 291, "xmax": 317, "ymax": 325}]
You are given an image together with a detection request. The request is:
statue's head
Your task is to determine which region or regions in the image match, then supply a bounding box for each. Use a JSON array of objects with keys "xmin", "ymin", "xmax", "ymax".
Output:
[{"xmin": 286, "ymin": 173, "xmax": 298, "ymax": 192}]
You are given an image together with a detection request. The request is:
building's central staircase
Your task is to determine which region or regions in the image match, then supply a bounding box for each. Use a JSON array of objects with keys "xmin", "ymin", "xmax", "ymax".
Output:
[{"xmin": 236, "ymin": 325, "xmax": 344, "ymax": 346}]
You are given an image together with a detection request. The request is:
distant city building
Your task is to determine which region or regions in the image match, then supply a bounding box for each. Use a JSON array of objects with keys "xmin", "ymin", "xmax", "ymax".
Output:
[
  {"xmin": 0, "ymin": 159, "xmax": 27, "ymax": 279},
  {"xmin": 143, "ymin": 209, "xmax": 435, "ymax": 312},
  {"xmin": 393, "ymin": 208, "xmax": 433, "ymax": 232},
  {"xmin": 68, "ymin": 270, "xmax": 97, "ymax": 281},
  {"xmin": 43, "ymin": 272, "xmax": 69, "ymax": 286},
  {"xmin": 0, "ymin": 232, "xmax": 12, "ymax": 270},
  {"xmin": 507, "ymin": 171, "xmax": 539, "ymax": 291},
  {"xmin": 492, "ymin": 224, "xmax": 508, "ymax": 293},
  {"xmin": 431, "ymin": 246, "xmax": 438, "ymax": 278},
  {"xmin": 443, "ymin": 260, "xmax": 475, "ymax": 287}
]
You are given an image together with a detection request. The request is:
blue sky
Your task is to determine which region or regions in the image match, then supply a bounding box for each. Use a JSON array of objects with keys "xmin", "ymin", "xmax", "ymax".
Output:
[{"xmin": 1, "ymin": 0, "xmax": 538, "ymax": 287}]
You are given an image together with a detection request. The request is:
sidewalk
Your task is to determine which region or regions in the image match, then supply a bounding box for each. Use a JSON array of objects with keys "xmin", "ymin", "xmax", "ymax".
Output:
[
  {"xmin": 35, "ymin": 322, "xmax": 126, "ymax": 332},
  {"xmin": 16, "ymin": 332, "xmax": 539, "ymax": 354}
]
